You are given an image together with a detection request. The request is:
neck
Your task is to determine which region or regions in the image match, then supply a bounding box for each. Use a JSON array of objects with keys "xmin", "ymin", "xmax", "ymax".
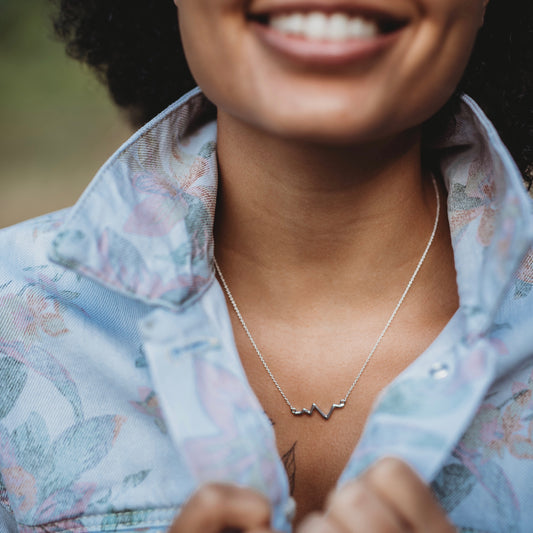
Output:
[{"xmin": 214, "ymin": 110, "xmax": 444, "ymax": 308}]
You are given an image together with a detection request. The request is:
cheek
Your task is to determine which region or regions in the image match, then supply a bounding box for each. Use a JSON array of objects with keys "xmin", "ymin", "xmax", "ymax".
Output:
[
  {"xmin": 387, "ymin": 5, "xmax": 484, "ymax": 126},
  {"xmin": 177, "ymin": 1, "xmax": 247, "ymax": 74},
  {"xmin": 174, "ymin": 0, "xmax": 488, "ymax": 144},
  {"xmin": 177, "ymin": 4, "xmax": 246, "ymax": 100},
  {"xmin": 423, "ymin": 0, "xmax": 486, "ymax": 78}
]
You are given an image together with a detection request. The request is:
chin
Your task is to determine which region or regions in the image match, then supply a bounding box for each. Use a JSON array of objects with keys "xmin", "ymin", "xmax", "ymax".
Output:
[
  {"xmin": 236, "ymin": 86, "xmax": 409, "ymax": 144},
  {"xmin": 254, "ymin": 109, "xmax": 405, "ymax": 146}
]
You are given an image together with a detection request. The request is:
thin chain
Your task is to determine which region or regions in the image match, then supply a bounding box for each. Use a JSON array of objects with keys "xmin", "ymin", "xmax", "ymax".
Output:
[
  {"xmin": 214, "ymin": 177, "xmax": 440, "ymax": 416},
  {"xmin": 215, "ymin": 259, "xmax": 296, "ymax": 409}
]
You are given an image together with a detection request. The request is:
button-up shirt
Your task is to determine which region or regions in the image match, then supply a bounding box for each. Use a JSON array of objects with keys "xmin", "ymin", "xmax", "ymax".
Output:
[{"xmin": 1, "ymin": 88, "xmax": 532, "ymax": 533}]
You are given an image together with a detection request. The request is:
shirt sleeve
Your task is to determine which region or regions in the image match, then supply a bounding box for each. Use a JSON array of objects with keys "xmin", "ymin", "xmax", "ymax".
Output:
[{"xmin": 0, "ymin": 474, "xmax": 17, "ymax": 533}]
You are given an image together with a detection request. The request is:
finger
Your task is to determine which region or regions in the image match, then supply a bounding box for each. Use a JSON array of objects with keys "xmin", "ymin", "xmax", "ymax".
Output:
[
  {"xmin": 222, "ymin": 529, "xmax": 278, "ymax": 533},
  {"xmin": 222, "ymin": 529, "xmax": 279, "ymax": 533},
  {"xmin": 326, "ymin": 478, "xmax": 405, "ymax": 533},
  {"xmin": 361, "ymin": 458, "xmax": 455, "ymax": 533},
  {"xmin": 170, "ymin": 483, "xmax": 272, "ymax": 533},
  {"xmin": 296, "ymin": 512, "xmax": 343, "ymax": 533}
]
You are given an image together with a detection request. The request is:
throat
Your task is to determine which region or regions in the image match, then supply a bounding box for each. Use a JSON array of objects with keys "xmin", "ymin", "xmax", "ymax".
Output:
[{"xmin": 215, "ymin": 108, "xmax": 431, "ymax": 287}]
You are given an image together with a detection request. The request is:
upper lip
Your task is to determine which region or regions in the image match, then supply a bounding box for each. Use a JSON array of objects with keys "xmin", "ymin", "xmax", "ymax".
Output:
[{"xmin": 247, "ymin": 0, "xmax": 414, "ymax": 24}]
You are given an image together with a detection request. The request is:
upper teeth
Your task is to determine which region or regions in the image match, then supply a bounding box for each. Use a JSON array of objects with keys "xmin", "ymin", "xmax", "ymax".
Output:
[{"xmin": 270, "ymin": 12, "xmax": 379, "ymax": 41}]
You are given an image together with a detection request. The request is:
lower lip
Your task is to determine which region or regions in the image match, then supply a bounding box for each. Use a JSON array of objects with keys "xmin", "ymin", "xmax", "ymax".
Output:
[{"xmin": 250, "ymin": 21, "xmax": 401, "ymax": 67}]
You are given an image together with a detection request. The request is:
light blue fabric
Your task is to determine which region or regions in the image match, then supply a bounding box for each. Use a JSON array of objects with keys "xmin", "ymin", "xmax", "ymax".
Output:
[{"xmin": 1, "ymin": 88, "xmax": 533, "ymax": 532}]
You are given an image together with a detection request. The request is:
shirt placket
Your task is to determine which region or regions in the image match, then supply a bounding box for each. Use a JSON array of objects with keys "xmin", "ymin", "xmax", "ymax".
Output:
[
  {"xmin": 140, "ymin": 283, "xmax": 293, "ymax": 532},
  {"xmin": 339, "ymin": 309, "xmax": 498, "ymax": 487}
]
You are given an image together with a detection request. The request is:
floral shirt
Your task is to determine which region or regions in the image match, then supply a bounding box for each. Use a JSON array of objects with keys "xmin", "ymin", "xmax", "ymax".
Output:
[{"xmin": 1, "ymin": 88, "xmax": 533, "ymax": 533}]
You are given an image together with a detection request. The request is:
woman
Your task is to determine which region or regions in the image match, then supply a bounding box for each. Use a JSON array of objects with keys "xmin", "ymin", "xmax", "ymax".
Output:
[{"xmin": 0, "ymin": 0, "xmax": 532, "ymax": 531}]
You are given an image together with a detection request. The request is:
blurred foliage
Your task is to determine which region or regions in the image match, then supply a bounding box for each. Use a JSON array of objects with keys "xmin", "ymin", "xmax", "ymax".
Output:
[{"xmin": 0, "ymin": 0, "xmax": 131, "ymax": 228}]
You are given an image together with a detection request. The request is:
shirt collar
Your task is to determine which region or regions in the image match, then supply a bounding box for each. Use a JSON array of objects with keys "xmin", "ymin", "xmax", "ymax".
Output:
[
  {"xmin": 48, "ymin": 90, "xmax": 533, "ymax": 323},
  {"xmin": 436, "ymin": 95, "xmax": 533, "ymax": 334},
  {"xmin": 49, "ymin": 88, "xmax": 219, "ymax": 310}
]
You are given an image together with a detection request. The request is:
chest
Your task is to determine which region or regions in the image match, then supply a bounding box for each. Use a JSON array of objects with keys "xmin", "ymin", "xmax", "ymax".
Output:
[
  {"xmin": 269, "ymin": 399, "xmax": 369, "ymax": 525},
  {"xmin": 235, "ymin": 331, "xmax": 426, "ymax": 526}
]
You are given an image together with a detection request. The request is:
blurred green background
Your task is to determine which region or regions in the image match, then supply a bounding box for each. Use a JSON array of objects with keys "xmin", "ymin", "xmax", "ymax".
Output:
[{"xmin": 0, "ymin": 0, "xmax": 132, "ymax": 228}]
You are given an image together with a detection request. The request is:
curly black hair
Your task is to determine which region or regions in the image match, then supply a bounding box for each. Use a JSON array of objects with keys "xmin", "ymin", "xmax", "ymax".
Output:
[{"xmin": 50, "ymin": 0, "xmax": 532, "ymax": 184}]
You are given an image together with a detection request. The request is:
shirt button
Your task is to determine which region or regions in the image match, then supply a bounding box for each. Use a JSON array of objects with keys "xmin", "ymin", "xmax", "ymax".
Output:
[
  {"xmin": 429, "ymin": 362, "xmax": 450, "ymax": 380},
  {"xmin": 284, "ymin": 497, "xmax": 296, "ymax": 522}
]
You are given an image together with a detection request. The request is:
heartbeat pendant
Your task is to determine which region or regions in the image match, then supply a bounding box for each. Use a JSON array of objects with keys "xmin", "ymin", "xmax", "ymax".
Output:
[{"xmin": 291, "ymin": 400, "xmax": 346, "ymax": 420}]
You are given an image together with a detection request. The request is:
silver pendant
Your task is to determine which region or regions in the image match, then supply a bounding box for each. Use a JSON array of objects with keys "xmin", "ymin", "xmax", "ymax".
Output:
[{"xmin": 291, "ymin": 400, "xmax": 346, "ymax": 420}]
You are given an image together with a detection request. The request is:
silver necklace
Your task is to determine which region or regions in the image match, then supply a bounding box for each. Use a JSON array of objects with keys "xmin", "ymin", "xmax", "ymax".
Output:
[{"xmin": 214, "ymin": 177, "xmax": 440, "ymax": 420}]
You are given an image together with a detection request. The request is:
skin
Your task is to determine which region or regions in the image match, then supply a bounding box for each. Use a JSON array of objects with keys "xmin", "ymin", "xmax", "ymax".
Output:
[
  {"xmin": 298, "ymin": 458, "xmax": 456, "ymax": 533},
  {"xmin": 168, "ymin": 483, "xmax": 275, "ymax": 533},
  {"xmin": 175, "ymin": 0, "xmax": 487, "ymax": 143},
  {"xmin": 169, "ymin": 460, "xmax": 456, "ymax": 533},
  {"xmin": 170, "ymin": 0, "xmax": 488, "ymax": 530}
]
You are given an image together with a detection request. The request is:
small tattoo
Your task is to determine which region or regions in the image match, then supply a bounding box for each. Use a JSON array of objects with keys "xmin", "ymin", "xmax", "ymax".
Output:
[{"xmin": 282, "ymin": 441, "xmax": 297, "ymax": 495}]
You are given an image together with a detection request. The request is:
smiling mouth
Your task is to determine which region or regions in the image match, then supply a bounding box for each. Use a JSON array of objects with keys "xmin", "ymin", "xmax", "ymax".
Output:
[{"xmin": 248, "ymin": 10, "xmax": 408, "ymax": 42}]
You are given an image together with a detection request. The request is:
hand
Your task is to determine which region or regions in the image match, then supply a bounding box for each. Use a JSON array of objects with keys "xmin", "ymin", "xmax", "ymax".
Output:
[
  {"xmin": 169, "ymin": 483, "xmax": 277, "ymax": 533},
  {"xmin": 297, "ymin": 458, "xmax": 456, "ymax": 533}
]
